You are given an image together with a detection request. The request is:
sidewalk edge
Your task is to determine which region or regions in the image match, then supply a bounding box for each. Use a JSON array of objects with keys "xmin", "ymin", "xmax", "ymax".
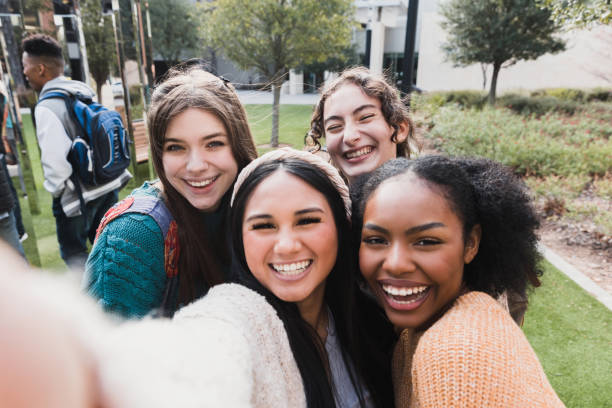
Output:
[{"xmin": 539, "ymin": 243, "xmax": 612, "ymax": 312}]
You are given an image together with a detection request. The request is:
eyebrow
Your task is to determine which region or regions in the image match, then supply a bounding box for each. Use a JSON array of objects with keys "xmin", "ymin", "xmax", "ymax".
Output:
[
  {"xmin": 164, "ymin": 132, "xmax": 226, "ymax": 144},
  {"xmin": 245, "ymin": 207, "xmax": 324, "ymax": 223},
  {"xmin": 323, "ymin": 104, "xmax": 378, "ymax": 125},
  {"xmin": 363, "ymin": 222, "xmax": 445, "ymax": 236}
]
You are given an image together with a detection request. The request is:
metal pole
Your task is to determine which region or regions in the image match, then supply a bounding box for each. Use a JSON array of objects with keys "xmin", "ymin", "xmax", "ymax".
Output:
[
  {"xmin": 400, "ymin": 0, "xmax": 419, "ymax": 98},
  {"xmin": 73, "ymin": 1, "xmax": 91, "ymax": 86},
  {"xmin": 0, "ymin": 16, "xmax": 39, "ymax": 214},
  {"xmin": 130, "ymin": 0, "xmax": 147, "ymax": 113},
  {"xmin": 144, "ymin": 1, "xmax": 155, "ymax": 84},
  {"xmin": 111, "ymin": 5, "xmax": 138, "ymax": 179}
]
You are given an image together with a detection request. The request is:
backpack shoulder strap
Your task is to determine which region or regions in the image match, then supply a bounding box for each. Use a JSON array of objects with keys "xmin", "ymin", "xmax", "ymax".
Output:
[
  {"xmin": 95, "ymin": 195, "xmax": 174, "ymax": 240},
  {"xmin": 37, "ymin": 90, "xmax": 71, "ymax": 103}
]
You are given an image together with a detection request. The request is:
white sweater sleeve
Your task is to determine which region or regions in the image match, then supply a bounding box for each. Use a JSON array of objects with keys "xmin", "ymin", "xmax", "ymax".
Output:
[{"xmin": 35, "ymin": 105, "xmax": 73, "ymax": 197}]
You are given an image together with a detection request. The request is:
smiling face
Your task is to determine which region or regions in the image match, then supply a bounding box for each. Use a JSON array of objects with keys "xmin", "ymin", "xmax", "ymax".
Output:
[
  {"xmin": 359, "ymin": 174, "xmax": 480, "ymax": 330},
  {"xmin": 242, "ymin": 170, "xmax": 338, "ymax": 313},
  {"xmin": 323, "ymin": 84, "xmax": 408, "ymax": 182},
  {"xmin": 162, "ymin": 108, "xmax": 238, "ymax": 212}
]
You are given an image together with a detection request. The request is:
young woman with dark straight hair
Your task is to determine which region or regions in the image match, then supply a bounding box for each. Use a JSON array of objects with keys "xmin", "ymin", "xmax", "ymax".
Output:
[{"xmin": 229, "ymin": 148, "xmax": 395, "ymax": 408}]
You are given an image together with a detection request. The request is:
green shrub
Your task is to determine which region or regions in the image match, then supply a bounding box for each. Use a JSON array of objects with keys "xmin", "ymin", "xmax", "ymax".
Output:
[
  {"xmin": 525, "ymin": 175, "xmax": 591, "ymax": 200},
  {"xmin": 497, "ymin": 95, "xmax": 579, "ymax": 117},
  {"xmin": 427, "ymin": 106, "xmax": 612, "ymax": 177},
  {"xmin": 531, "ymin": 88, "xmax": 585, "ymax": 102},
  {"xmin": 129, "ymin": 84, "xmax": 142, "ymax": 106},
  {"xmin": 422, "ymin": 90, "xmax": 487, "ymax": 110},
  {"xmin": 585, "ymin": 88, "xmax": 612, "ymax": 102}
]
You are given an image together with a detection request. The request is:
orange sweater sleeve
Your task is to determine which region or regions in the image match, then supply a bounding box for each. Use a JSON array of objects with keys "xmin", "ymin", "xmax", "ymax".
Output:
[{"xmin": 397, "ymin": 292, "xmax": 565, "ymax": 408}]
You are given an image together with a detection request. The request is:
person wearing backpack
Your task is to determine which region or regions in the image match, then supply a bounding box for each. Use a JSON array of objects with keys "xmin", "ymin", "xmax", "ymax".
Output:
[
  {"xmin": 22, "ymin": 34, "xmax": 131, "ymax": 270},
  {"xmin": 83, "ymin": 63, "xmax": 258, "ymax": 318}
]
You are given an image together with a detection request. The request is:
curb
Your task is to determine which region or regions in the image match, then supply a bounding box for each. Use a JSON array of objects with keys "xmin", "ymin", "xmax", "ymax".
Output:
[{"xmin": 539, "ymin": 243, "xmax": 612, "ymax": 312}]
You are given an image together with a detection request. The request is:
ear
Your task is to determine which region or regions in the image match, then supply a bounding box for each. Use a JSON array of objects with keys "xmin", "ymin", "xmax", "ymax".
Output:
[
  {"xmin": 463, "ymin": 224, "xmax": 481, "ymax": 264},
  {"xmin": 37, "ymin": 63, "xmax": 46, "ymax": 76},
  {"xmin": 392, "ymin": 120, "xmax": 409, "ymax": 144}
]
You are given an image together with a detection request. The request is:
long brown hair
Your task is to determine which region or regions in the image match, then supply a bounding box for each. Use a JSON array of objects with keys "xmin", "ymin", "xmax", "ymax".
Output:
[
  {"xmin": 307, "ymin": 66, "xmax": 417, "ymax": 159},
  {"xmin": 147, "ymin": 67, "xmax": 257, "ymax": 311}
]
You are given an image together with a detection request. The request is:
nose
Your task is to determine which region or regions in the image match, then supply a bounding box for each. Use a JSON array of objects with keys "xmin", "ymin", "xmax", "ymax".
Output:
[
  {"xmin": 273, "ymin": 227, "xmax": 302, "ymax": 255},
  {"xmin": 185, "ymin": 149, "xmax": 209, "ymax": 173},
  {"xmin": 382, "ymin": 242, "xmax": 415, "ymax": 276},
  {"xmin": 343, "ymin": 120, "xmax": 361, "ymax": 146}
]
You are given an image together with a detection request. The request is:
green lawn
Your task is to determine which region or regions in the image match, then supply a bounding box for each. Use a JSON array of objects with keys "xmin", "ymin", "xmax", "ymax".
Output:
[
  {"xmin": 14, "ymin": 105, "xmax": 612, "ymax": 407},
  {"xmin": 245, "ymin": 104, "xmax": 313, "ymax": 151},
  {"xmin": 524, "ymin": 261, "xmax": 612, "ymax": 407}
]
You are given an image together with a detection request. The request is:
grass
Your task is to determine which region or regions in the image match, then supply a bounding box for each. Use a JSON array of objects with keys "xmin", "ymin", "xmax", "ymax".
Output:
[
  {"xmin": 524, "ymin": 261, "xmax": 612, "ymax": 407},
  {"xmin": 15, "ymin": 104, "xmax": 612, "ymax": 407},
  {"xmin": 244, "ymin": 104, "xmax": 313, "ymax": 152}
]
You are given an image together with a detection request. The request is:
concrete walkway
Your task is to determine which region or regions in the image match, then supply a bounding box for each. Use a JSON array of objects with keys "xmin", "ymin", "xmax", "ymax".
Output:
[
  {"xmin": 236, "ymin": 90, "xmax": 319, "ymax": 105},
  {"xmin": 540, "ymin": 244, "xmax": 612, "ymax": 311}
]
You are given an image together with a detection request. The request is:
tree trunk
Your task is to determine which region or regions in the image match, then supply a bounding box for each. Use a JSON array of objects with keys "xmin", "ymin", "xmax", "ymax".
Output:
[
  {"xmin": 208, "ymin": 48, "xmax": 218, "ymax": 75},
  {"xmin": 96, "ymin": 82, "xmax": 103, "ymax": 106},
  {"xmin": 480, "ymin": 63, "xmax": 488, "ymax": 91},
  {"xmin": 488, "ymin": 62, "xmax": 502, "ymax": 106},
  {"xmin": 271, "ymin": 79, "xmax": 282, "ymax": 147}
]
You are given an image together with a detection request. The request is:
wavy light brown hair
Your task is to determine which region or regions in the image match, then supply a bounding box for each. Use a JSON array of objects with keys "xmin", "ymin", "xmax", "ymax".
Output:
[
  {"xmin": 148, "ymin": 67, "xmax": 257, "ymax": 312},
  {"xmin": 307, "ymin": 66, "xmax": 417, "ymax": 159}
]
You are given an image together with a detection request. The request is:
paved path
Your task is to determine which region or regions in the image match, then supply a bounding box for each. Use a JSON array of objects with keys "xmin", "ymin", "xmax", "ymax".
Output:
[{"xmin": 236, "ymin": 90, "xmax": 319, "ymax": 105}]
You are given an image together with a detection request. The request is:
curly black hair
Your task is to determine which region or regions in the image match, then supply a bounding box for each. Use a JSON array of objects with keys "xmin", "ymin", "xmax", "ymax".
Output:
[{"xmin": 351, "ymin": 155, "xmax": 542, "ymax": 299}]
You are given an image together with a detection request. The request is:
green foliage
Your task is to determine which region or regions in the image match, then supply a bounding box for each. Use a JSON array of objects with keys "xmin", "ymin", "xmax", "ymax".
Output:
[
  {"xmin": 81, "ymin": 0, "xmax": 115, "ymax": 102},
  {"xmin": 539, "ymin": 0, "xmax": 612, "ymax": 27},
  {"xmin": 118, "ymin": 0, "xmax": 137, "ymax": 61},
  {"xmin": 440, "ymin": 0, "xmax": 565, "ymax": 104},
  {"xmin": 148, "ymin": 0, "xmax": 200, "ymax": 63},
  {"xmin": 497, "ymin": 94, "xmax": 580, "ymax": 116},
  {"xmin": 525, "ymin": 174, "xmax": 591, "ymax": 200},
  {"xmin": 531, "ymin": 88, "xmax": 586, "ymax": 101},
  {"xmin": 208, "ymin": 0, "xmax": 355, "ymax": 146},
  {"xmin": 421, "ymin": 90, "xmax": 488, "ymax": 110},
  {"xmin": 129, "ymin": 84, "xmax": 142, "ymax": 106},
  {"xmin": 585, "ymin": 87, "xmax": 612, "ymax": 102},
  {"xmin": 427, "ymin": 105, "xmax": 612, "ymax": 177}
]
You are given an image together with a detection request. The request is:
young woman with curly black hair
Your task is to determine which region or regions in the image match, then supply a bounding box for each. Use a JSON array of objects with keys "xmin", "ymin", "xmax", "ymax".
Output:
[{"xmin": 351, "ymin": 155, "xmax": 565, "ymax": 408}]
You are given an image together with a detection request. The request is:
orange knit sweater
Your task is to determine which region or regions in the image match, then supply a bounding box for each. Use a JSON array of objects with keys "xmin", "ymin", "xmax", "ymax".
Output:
[{"xmin": 392, "ymin": 291, "xmax": 565, "ymax": 408}]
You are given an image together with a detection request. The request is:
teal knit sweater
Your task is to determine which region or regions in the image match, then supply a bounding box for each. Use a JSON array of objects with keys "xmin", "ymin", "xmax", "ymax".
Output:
[{"xmin": 84, "ymin": 182, "xmax": 167, "ymax": 318}]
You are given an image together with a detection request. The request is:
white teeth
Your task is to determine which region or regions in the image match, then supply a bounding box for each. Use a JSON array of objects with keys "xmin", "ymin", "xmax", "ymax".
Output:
[
  {"xmin": 381, "ymin": 284, "xmax": 428, "ymax": 297},
  {"xmin": 187, "ymin": 177, "xmax": 216, "ymax": 187},
  {"xmin": 271, "ymin": 260, "xmax": 311, "ymax": 275},
  {"xmin": 346, "ymin": 146, "xmax": 372, "ymax": 159}
]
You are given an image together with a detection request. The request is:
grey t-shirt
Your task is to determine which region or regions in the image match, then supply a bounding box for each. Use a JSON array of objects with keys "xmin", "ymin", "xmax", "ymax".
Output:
[{"xmin": 325, "ymin": 312, "xmax": 374, "ymax": 408}]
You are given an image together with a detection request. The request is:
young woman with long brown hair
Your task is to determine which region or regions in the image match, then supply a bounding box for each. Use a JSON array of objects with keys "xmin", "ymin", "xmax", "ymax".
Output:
[{"xmin": 84, "ymin": 65, "xmax": 257, "ymax": 317}]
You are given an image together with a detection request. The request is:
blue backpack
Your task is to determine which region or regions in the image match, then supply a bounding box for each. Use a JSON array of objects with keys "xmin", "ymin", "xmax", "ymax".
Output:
[{"xmin": 38, "ymin": 90, "xmax": 131, "ymax": 186}]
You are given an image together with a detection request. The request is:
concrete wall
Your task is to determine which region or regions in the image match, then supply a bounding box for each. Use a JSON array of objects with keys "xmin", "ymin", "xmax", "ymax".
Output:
[{"xmin": 416, "ymin": 10, "xmax": 612, "ymax": 92}]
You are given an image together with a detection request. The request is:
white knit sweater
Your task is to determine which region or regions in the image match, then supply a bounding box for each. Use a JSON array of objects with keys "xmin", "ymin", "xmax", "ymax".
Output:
[{"xmin": 98, "ymin": 283, "xmax": 306, "ymax": 408}]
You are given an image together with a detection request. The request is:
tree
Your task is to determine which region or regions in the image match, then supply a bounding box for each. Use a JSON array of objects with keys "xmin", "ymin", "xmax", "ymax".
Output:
[
  {"xmin": 209, "ymin": 0, "xmax": 355, "ymax": 147},
  {"xmin": 148, "ymin": 0, "xmax": 199, "ymax": 64},
  {"xmin": 539, "ymin": 0, "xmax": 612, "ymax": 28},
  {"xmin": 191, "ymin": 0, "xmax": 220, "ymax": 74},
  {"xmin": 81, "ymin": 0, "xmax": 115, "ymax": 103},
  {"xmin": 440, "ymin": 0, "xmax": 566, "ymax": 105}
]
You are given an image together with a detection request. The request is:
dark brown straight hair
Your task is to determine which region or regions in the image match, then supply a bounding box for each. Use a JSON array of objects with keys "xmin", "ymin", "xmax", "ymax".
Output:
[{"xmin": 147, "ymin": 67, "xmax": 257, "ymax": 311}]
